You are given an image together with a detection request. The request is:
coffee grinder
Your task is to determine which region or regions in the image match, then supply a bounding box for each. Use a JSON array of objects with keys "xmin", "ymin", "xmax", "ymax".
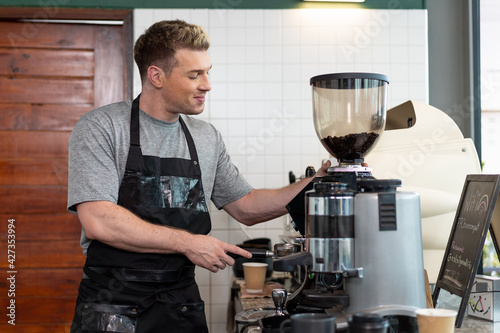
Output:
[{"xmin": 274, "ymin": 73, "xmax": 426, "ymax": 328}]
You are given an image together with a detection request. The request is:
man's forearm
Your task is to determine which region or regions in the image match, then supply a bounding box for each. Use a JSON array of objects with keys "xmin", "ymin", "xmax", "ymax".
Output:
[
  {"xmin": 222, "ymin": 175, "xmax": 317, "ymax": 226},
  {"xmin": 223, "ymin": 160, "xmax": 331, "ymax": 225},
  {"xmin": 77, "ymin": 200, "xmax": 191, "ymax": 254}
]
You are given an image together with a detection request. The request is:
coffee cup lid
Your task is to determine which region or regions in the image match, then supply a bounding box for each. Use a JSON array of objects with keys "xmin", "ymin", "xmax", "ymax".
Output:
[{"xmin": 349, "ymin": 313, "xmax": 389, "ymax": 329}]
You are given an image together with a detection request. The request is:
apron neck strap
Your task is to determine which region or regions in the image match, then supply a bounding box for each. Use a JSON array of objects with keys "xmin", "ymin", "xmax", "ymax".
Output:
[
  {"xmin": 130, "ymin": 95, "xmax": 141, "ymax": 147},
  {"xmin": 178, "ymin": 116, "xmax": 199, "ymax": 163},
  {"xmin": 129, "ymin": 95, "xmax": 200, "ymax": 164}
]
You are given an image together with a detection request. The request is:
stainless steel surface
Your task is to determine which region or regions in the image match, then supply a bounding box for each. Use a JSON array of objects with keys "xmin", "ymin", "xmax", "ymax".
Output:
[
  {"xmin": 235, "ymin": 307, "xmax": 277, "ymax": 333},
  {"xmin": 306, "ymin": 182, "xmax": 355, "ymax": 274},
  {"xmin": 273, "ymin": 243, "xmax": 301, "ymax": 258},
  {"xmin": 306, "ymin": 194, "xmax": 354, "ymax": 216},
  {"xmin": 309, "ymin": 237, "xmax": 354, "ymax": 273},
  {"xmin": 344, "ymin": 191, "xmax": 426, "ymax": 314},
  {"xmin": 272, "ymin": 289, "xmax": 287, "ymax": 316}
]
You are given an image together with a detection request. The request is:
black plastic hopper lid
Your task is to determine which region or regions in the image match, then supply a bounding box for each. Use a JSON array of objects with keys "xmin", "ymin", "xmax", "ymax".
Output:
[{"xmin": 310, "ymin": 72, "xmax": 389, "ymax": 86}]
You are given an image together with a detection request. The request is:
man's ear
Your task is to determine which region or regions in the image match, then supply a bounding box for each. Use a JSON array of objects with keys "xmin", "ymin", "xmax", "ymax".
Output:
[{"xmin": 146, "ymin": 65, "xmax": 164, "ymax": 88}]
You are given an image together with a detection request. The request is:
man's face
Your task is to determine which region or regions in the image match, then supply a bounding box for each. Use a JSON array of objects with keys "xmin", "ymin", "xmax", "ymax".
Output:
[{"xmin": 161, "ymin": 48, "xmax": 212, "ymax": 116}]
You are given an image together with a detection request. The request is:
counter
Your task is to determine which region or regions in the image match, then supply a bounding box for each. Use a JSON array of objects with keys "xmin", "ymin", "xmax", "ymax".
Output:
[
  {"xmin": 229, "ymin": 278, "xmax": 500, "ymax": 333},
  {"xmin": 228, "ymin": 278, "xmax": 282, "ymax": 333},
  {"xmin": 437, "ymin": 289, "xmax": 500, "ymax": 332}
]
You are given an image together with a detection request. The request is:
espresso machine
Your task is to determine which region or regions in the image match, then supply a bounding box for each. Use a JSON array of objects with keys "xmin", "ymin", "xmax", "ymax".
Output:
[{"xmin": 274, "ymin": 73, "xmax": 427, "ymax": 330}]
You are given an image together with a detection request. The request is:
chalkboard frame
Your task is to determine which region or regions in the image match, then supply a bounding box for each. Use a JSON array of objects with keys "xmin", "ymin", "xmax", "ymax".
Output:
[
  {"xmin": 433, "ymin": 174, "xmax": 500, "ymax": 327},
  {"xmin": 487, "ymin": 191, "xmax": 500, "ymax": 267}
]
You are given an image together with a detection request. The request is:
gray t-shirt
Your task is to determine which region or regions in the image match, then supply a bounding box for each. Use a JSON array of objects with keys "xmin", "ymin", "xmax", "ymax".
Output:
[{"xmin": 68, "ymin": 99, "xmax": 253, "ymax": 254}]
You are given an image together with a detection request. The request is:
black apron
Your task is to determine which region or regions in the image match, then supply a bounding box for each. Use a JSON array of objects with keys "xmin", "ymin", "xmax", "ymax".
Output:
[{"xmin": 71, "ymin": 95, "xmax": 211, "ymax": 333}]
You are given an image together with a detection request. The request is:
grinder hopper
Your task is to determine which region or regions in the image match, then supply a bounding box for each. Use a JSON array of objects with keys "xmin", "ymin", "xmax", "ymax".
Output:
[
  {"xmin": 310, "ymin": 72, "xmax": 389, "ymax": 166},
  {"xmin": 287, "ymin": 73, "xmax": 390, "ymax": 235}
]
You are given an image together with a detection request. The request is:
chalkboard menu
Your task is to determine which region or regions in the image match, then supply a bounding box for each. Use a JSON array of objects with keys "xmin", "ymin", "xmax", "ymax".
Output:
[{"xmin": 433, "ymin": 174, "xmax": 500, "ymax": 327}]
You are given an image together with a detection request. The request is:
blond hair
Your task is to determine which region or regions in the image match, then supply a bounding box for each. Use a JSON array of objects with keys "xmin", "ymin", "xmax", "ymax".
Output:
[{"xmin": 134, "ymin": 19, "xmax": 210, "ymax": 82}]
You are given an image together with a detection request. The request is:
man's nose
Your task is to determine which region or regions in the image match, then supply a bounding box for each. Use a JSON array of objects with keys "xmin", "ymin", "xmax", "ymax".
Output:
[{"xmin": 200, "ymin": 74, "xmax": 211, "ymax": 91}]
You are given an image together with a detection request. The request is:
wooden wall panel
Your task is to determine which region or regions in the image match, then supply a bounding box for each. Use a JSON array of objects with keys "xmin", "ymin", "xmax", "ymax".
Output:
[
  {"xmin": 0, "ymin": 48, "xmax": 94, "ymax": 77},
  {"xmin": 0, "ymin": 240, "xmax": 85, "ymax": 268},
  {"xmin": 0, "ymin": 132, "xmax": 70, "ymax": 158},
  {"xmin": 0, "ymin": 297, "xmax": 76, "ymax": 323},
  {"xmin": 0, "ymin": 214, "xmax": 81, "ymax": 240},
  {"xmin": 0, "ymin": 324, "xmax": 72, "ymax": 333},
  {"xmin": 0, "ymin": 11, "xmax": 131, "ymax": 331},
  {"xmin": 0, "ymin": 268, "xmax": 82, "ymax": 297},
  {"xmin": 0, "ymin": 104, "xmax": 91, "ymax": 131},
  {"xmin": 0, "ymin": 186, "xmax": 68, "ymax": 214},
  {"xmin": 0, "ymin": 158, "xmax": 68, "ymax": 185},
  {"xmin": 0, "ymin": 77, "xmax": 93, "ymax": 104},
  {"xmin": 94, "ymin": 25, "xmax": 128, "ymax": 109},
  {"xmin": 0, "ymin": 23, "xmax": 95, "ymax": 49}
]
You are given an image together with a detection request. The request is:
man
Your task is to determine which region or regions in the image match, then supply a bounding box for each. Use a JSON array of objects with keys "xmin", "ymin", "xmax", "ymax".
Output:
[{"xmin": 68, "ymin": 20, "xmax": 329, "ymax": 332}]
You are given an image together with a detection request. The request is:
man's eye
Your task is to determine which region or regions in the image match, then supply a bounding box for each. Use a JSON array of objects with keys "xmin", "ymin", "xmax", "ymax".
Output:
[{"xmin": 189, "ymin": 73, "xmax": 199, "ymax": 79}]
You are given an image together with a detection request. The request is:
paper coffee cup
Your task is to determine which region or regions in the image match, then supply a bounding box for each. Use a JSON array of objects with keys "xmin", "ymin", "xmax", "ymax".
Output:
[
  {"xmin": 243, "ymin": 262, "xmax": 268, "ymax": 293},
  {"xmin": 415, "ymin": 308, "xmax": 457, "ymax": 333}
]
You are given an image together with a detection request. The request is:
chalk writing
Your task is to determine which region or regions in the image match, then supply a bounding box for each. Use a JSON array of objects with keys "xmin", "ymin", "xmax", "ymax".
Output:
[
  {"xmin": 477, "ymin": 195, "xmax": 489, "ymax": 214},
  {"xmin": 463, "ymin": 190, "xmax": 489, "ymax": 215},
  {"xmin": 448, "ymin": 253, "xmax": 473, "ymax": 270},
  {"xmin": 451, "ymin": 241, "xmax": 465, "ymax": 253},
  {"xmin": 457, "ymin": 217, "xmax": 480, "ymax": 233},
  {"xmin": 463, "ymin": 190, "xmax": 481, "ymax": 212}
]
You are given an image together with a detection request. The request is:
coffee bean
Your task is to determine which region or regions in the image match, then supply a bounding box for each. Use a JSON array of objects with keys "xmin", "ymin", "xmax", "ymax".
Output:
[{"xmin": 321, "ymin": 132, "xmax": 379, "ymax": 162}]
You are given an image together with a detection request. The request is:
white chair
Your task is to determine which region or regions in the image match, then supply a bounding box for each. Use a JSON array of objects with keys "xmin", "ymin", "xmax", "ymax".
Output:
[{"xmin": 365, "ymin": 100, "xmax": 482, "ymax": 284}]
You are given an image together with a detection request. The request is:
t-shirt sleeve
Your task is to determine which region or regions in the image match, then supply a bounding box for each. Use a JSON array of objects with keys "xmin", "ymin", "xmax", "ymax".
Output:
[
  {"xmin": 210, "ymin": 133, "xmax": 253, "ymax": 209},
  {"xmin": 67, "ymin": 114, "xmax": 121, "ymax": 213}
]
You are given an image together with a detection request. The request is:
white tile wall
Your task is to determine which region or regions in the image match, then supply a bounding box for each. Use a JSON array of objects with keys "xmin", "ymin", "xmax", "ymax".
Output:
[{"xmin": 133, "ymin": 8, "xmax": 428, "ymax": 331}]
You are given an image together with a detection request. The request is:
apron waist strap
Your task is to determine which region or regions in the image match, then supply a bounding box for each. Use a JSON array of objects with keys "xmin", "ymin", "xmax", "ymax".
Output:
[{"xmin": 85, "ymin": 265, "xmax": 195, "ymax": 283}]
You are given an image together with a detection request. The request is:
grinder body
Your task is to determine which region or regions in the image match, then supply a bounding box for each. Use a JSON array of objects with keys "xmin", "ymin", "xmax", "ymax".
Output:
[
  {"xmin": 345, "ymin": 187, "xmax": 426, "ymax": 314},
  {"xmin": 302, "ymin": 179, "xmax": 426, "ymax": 315}
]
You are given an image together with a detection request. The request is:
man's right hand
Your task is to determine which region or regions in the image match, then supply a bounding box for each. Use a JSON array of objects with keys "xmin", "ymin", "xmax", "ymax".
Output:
[{"xmin": 182, "ymin": 234, "xmax": 252, "ymax": 272}]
